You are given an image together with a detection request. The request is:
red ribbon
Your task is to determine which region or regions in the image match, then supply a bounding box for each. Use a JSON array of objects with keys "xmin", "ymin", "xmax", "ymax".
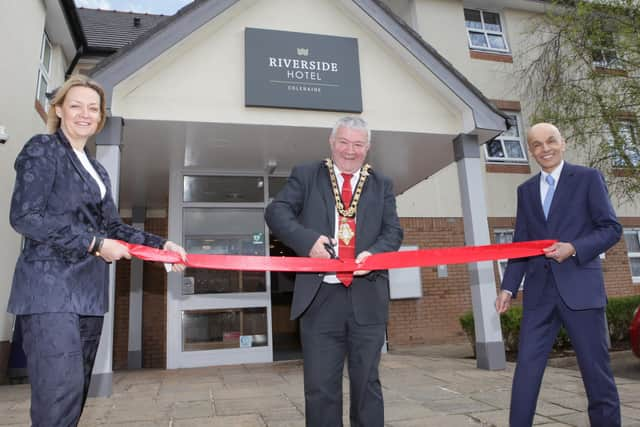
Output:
[{"xmin": 118, "ymin": 240, "xmax": 556, "ymax": 272}]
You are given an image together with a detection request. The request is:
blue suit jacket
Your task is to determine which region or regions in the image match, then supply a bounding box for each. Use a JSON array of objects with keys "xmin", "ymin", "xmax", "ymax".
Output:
[
  {"xmin": 265, "ymin": 161, "xmax": 403, "ymax": 323},
  {"xmin": 8, "ymin": 130, "xmax": 166, "ymax": 316},
  {"xmin": 501, "ymin": 162, "xmax": 622, "ymax": 310}
]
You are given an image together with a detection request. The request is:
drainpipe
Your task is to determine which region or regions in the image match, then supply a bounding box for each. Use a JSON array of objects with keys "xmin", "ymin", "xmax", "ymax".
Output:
[{"xmin": 65, "ymin": 45, "xmax": 84, "ymax": 78}]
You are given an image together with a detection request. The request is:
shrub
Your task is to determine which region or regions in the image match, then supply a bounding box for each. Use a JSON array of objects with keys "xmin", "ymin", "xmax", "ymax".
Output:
[
  {"xmin": 606, "ymin": 295, "xmax": 640, "ymax": 342},
  {"xmin": 459, "ymin": 312, "xmax": 475, "ymax": 356},
  {"xmin": 459, "ymin": 307, "xmax": 523, "ymax": 353},
  {"xmin": 459, "ymin": 294, "xmax": 640, "ymax": 356}
]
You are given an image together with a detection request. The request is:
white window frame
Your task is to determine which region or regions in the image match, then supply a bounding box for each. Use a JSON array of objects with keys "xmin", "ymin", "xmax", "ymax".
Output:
[
  {"xmin": 464, "ymin": 8, "xmax": 510, "ymax": 53},
  {"xmin": 494, "ymin": 228, "xmax": 525, "ymax": 290},
  {"xmin": 589, "ymin": 27, "xmax": 622, "ymax": 70},
  {"xmin": 592, "ymin": 46, "xmax": 621, "ymax": 70},
  {"xmin": 606, "ymin": 120, "xmax": 640, "ymax": 168},
  {"xmin": 623, "ymin": 228, "xmax": 640, "ymax": 284},
  {"xmin": 494, "ymin": 228, "xmax": 514, "ymax": 282},
  {"xmin": 485, "ymin": 112, "xmax": 528, "ymax": 163},
  {"xmin": 36, "ymin": 32, "xmax": 52, "ymax": 110}
]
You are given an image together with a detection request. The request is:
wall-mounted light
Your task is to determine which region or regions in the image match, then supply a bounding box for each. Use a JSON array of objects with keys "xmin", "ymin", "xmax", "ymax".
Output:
[
  {"xmin": 266, "ymin": 160, "xmax": 277, "ymax": 174},
  {"xmin": 0, "ymin": 126, "xmax": 8, "ymax": 144}
]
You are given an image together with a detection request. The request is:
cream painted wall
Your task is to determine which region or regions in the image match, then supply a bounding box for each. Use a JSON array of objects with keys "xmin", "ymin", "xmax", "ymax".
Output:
[
  {"xmin": 0, "ymin": 1, "xmax": 68, "ymax": 342},
  {"xmin": 112, "ymin": 0, "xmax": 462, "ymax": 135},
  {"xmin": 405, "ymin": 1, "xmax": 526, "ymax": 219},
  {"xmin": 412, "ymin": 1, "xmax": 529, "ymax": 105},
  {"xmin": 396, "ymin": 163, "xmax": 463, "ymax": 217}
]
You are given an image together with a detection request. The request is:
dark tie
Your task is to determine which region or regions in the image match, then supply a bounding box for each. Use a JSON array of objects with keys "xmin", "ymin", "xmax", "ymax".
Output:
[
  {"xmin": 542, "ymin": 174, "xmax": 556, "ymax": 219},
  {"xmin": 337, "ymin": 173, "xmax": 356, "ymax": 286}
]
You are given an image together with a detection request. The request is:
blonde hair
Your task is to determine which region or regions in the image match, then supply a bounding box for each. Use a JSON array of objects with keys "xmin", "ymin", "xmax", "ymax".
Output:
[{"xmin": 46, "ymin": 74, "xmax": 107, "ymax": 134}]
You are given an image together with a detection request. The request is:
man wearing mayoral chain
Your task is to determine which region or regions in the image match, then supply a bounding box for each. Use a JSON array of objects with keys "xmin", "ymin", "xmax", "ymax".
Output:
[{"xmin": 266, "ymin": 116, "xmax": 403, "ymax": 427}]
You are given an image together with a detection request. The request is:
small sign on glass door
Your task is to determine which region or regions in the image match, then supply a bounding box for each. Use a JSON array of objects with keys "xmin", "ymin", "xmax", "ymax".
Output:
[
  {"xmin": 239, "ymin": 335, "xmax": 253, "ymax": 348},
  {"xmin": 182, "ymin": 277, "xmax": 195, "ymax": 295}
]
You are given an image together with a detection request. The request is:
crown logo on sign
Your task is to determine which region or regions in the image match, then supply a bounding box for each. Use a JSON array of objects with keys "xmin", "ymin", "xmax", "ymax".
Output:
[{"xmin": 297, "ymin": 48, "xmax": 309, "ymax": 56}]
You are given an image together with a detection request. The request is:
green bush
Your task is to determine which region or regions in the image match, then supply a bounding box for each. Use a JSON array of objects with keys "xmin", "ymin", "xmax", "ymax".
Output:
[
  {"xmin": 459, "ymin": 294, "xmax": 640, "ymax": 355},
  {"xmin": 606, "ymin": 295, "xmax": 640, "ymax": 342},
  {"xmin": 459, "ymin": 312, "xmax": 475, "ymax": 356},
  {"xmin": 459, "ymin": 307, "xmax": 525, "ymax": 353}
]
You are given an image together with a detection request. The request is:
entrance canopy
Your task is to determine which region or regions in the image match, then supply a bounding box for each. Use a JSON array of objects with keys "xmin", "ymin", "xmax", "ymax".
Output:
[{"xmin": 119, "ymin": 120, "xmax": 457, "ymax": 209}]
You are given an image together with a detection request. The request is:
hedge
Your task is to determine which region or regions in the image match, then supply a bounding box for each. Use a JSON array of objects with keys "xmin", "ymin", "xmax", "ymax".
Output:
[{"xmin": 459, "ymin": 294, "xmax": 640, "ymax": 354}]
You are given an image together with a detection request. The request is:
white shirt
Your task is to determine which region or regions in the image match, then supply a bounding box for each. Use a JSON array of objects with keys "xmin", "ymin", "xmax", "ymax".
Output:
[
  {"xmin": 73, "ymin": 148, "xmax": 106, "ymax": 199},
  {"xmin": 539, "ymin": 160, "xmax": 564, "ymax": 205},
  {"xmin": 324, "ymin": 164, "xmax": 360, "ymax": 284}
]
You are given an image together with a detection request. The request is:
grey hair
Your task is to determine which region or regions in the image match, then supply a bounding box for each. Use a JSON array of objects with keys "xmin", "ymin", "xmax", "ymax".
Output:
[{"xmin": 330, "ymin": 116, "xmax": 371, "ymax": 143}]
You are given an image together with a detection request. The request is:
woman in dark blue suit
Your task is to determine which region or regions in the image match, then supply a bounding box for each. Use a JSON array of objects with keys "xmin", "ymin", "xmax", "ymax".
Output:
[{"xmin": 8, "ymin": 75, "xmax": 187, "ymax": 426}]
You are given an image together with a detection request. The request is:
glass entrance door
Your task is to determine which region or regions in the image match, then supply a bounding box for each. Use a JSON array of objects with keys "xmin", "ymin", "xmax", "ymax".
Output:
[{"xmin": 167, "ymin": 175, "xmax": 272, "ymax": 368}]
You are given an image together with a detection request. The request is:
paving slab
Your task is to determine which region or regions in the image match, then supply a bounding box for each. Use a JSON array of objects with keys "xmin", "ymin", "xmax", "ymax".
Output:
[{"xmin": 0, "ymin": 343, "xmax": 637, "ymax": 426}]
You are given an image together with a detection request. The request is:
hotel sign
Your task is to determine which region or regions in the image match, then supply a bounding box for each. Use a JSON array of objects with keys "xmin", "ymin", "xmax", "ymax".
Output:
[{"xmin": 245, "ymin": 28, "xmax": 363, "ymax": 112}]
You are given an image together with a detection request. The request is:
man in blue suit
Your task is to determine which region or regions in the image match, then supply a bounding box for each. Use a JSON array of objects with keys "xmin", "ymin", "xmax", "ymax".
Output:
[
  {"xmin": 495, "ymin": 123, "xmax": 621, "ymax": 426},
  {"xmin": 496, "ymin": 123, "xmax": 622, "ymax": 427}
]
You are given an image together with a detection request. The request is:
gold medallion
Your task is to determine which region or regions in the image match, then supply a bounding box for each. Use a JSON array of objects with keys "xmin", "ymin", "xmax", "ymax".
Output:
[
  {"xmin": 325, "ymin": 158, "xmax": 371, "ymax": 218},
  {"xmin": 338, "ymin": 222, "xmax": 355, "ymax": 245}
]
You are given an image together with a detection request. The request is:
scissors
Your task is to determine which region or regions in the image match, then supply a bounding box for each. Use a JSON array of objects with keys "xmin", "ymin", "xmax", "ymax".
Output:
[{"xmin": 323, "ymin": 242, "xmax": 337, "ymax": 259}]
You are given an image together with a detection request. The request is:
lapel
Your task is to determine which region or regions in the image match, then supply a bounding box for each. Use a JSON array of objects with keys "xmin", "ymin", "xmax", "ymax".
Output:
[
  {"xmin": 56, "ymin": 130, "xmax": 103, "ymax": 202},
  {"xmin": 89, "ymin": 157, "xmax": 110, "ymax": 194},
  {"xmin": 355, "ymin": 171, "xmax": 371, "ymax": 237},
  {"xmin": 90, "ymin": 157, "xmax": 113, "ymax": 220},
  {"xmin": 318, "ymin": 163, "xmax": 336, "ymax": 233},
  {"xmin": 546, "ymin": 162, "xmax": 573, "ymax": 224}
]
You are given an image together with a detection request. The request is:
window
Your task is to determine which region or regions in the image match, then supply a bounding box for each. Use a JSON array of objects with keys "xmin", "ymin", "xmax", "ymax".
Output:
[
  {"xmin": 623, "ymin": 229, "xmax": 640, "ymax": 284},
  {"xmin": 494, "ymin": 229, "xmax": 525, "ymax": 289},
  {"xmin": 464, "ymin": 8, "xmax": 509, "ymax": 53},
  {"xmin": 607, "ymin": 121, "xmax": 640, "ymax": 168},
  {"xmin": 485, "ymin": 113, "xmax": 527, "ymax": 163},
  {"xmin": 589, "ymin": 26, "xmax": 622, "ymax": 69},
  {"xmin": 494, "ymin": 229, "xmax": 514, "ymax": 281},
  {"xmin": 592, "ymin": 45, "xmax": 620, "ymax": 69},
  {"xmin": 36, "ymin": 32, "xmax": 52, "ymax": 109}
]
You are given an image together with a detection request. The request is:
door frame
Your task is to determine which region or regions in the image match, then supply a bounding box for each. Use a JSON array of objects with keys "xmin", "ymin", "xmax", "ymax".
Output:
[{"xmin": 166, "ymin": 169, "xmax": 278, "ymax": 369}]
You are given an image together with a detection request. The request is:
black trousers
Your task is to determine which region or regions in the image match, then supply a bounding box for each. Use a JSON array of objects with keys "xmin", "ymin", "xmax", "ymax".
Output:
[
  {"xmin": 300, "ymin": 283, "xmax": 386, "ymax": 427},
  {"xmin": 19, "ymin": 313, "xmax": 104, "ymax": 427}
]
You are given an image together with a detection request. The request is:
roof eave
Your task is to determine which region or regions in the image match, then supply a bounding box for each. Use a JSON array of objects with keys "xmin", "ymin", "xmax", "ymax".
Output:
[{"xmin": 58, "ymin": 0, "xmax": 87, "ymax": 49}]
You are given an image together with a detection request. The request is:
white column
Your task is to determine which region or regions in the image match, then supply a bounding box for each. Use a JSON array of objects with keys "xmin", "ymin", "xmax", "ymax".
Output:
[
  {"xmin": 89, "ymin": 117, "xmax": 123, "ymax": 397},
  {"xmin": 454, "ymin": 133, "xmax": 506, "ymax": 370}
]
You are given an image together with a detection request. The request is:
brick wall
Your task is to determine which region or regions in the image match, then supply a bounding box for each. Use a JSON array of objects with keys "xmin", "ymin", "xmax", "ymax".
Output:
[
  {"xmin": 113, "ymin": 257, "xmax": 131, "ymax": 370},
  {"xmin": 113, "ymin": 217, "xmax": 168, "ymax": 370},
  {"xmin": 388, "ymin": 218, "xmax": 471, "ymax": 346},
  {"xmin": 609, "ymin": 217, "xmax": 640, "ymax": 298},
  {"xmin": 141, "ymin": 218, "xmax": 168, "ymax": 369},
  {"xmin": 387, "ymin": 216, "xmax": 640, "ymax": 348}
]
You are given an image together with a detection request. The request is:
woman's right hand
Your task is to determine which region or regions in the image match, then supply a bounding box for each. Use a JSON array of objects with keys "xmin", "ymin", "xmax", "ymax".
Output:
[{"xmin": 98, "ymin": 239, "xmax": 132, "ymax": 263}]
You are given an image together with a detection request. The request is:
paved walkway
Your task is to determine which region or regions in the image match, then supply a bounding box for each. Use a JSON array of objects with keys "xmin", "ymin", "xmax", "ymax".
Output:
[{"xmin": 1, "ymin": 344, "xmax": 640, "ymax": 426}]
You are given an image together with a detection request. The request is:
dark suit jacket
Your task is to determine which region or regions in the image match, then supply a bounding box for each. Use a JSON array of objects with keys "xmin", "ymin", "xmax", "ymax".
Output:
[
  {"xmin": 8, "ymin": 130, "xmax": 166, "ymax": 316},
  {"xmin": 501, "ymin": 162, "xmax": 622, "ymax": 310},
  {"xmin": 265, "ymin": 160, "xmax": 403, "ymax": 323}
]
